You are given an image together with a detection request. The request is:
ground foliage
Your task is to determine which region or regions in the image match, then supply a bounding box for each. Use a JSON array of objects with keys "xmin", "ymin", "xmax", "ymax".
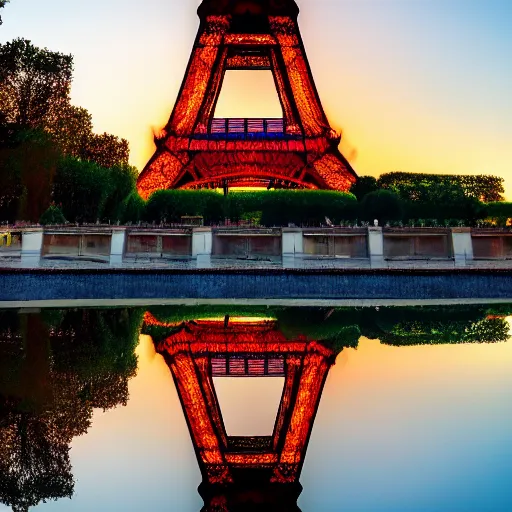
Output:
[
  {"xmin": 143, "ymin": 190, "xmax": 358, "ymax": 226},
  {"xmin": 129, "ymin": 187, "xmax": 503, "ymax": 227}
]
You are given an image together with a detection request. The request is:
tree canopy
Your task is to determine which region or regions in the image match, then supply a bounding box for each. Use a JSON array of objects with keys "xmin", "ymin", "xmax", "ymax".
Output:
[
  {"xmin": 377, "ymin": 172, "xmax": 505, "ymax": 203},
  {"xmin": 349, "ymin": 176, "xmax": 378, "ymax": 201},
  {"xmin": 0, "ymin": 38, "xmax": 130, "ymax": 168},
  {"xmin": 0, "ymin": 38, "xmax": 72, "ymax": 129}
]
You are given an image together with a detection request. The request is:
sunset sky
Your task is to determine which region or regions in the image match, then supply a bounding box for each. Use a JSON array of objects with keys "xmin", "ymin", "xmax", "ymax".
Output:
[{"xmin": 2, "ymin": 0, "xmax": 511, "ymax": 196}]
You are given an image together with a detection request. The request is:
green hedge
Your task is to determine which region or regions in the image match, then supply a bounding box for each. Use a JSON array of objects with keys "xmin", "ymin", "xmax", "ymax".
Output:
[
  {"xmin": 142, "ymin": 190, "xmax": 358, "ymax": 226},
  {"xmin": 483, "ymin": 202, "xmax": 512, "ymax": 225},
  {"xmin": 140, "ymin": 189, "xmax": 494, "ymax": 227},
  {"xmin": 144, "ymin": 190, "xmax": 225, "ymax": 224},
  {"xmin": 224, "ymin": 190, "xmax": 358, "ymax": 226},
  {"xmin": 401, "ymin": 196, "xmax": 485, "ymax": 224}
]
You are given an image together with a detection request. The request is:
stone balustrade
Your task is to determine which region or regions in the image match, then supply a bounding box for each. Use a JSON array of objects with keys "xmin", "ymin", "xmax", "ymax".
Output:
[{"xmin": 1, "ymin": 225, "xmax": 510, "ymax": 267}]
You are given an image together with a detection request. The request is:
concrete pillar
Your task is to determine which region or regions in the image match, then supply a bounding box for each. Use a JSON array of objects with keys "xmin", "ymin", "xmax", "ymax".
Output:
[
  {"xmin": 368, "ymin": 227, "xmax": 385, "ymax": 268},
  {"xmin": 193, "ymin": 228, "xmax": 212, "ymax": 268},
  {"xmin": 451, "ymin": 228, "xmax": 473, "ymax": 265},
  {"xmin": 282, "ymin": 228, "xmax": 304, "ymax": 269},
  {"xmin": 282, "ymin": 229, "xmax": 304, "ymax": 255},
  {"xmin": 110, "ymin": 228, "xmax": 126, "ymax": 266},
  {"xmin": 21, "ymin": 229, "xmax": 43, "ymax": 267}
]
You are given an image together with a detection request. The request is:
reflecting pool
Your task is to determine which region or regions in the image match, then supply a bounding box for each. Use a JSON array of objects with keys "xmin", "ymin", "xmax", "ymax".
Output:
[{"xmin": 0, "ymin": 305, "xmax": 511, "ymax": 511}]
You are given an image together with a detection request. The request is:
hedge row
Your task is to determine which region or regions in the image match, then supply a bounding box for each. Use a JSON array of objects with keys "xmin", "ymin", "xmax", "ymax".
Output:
[
  {"xmin": 129, "ymin": 190, "xmax": 496, "ymax": 227},
  {"xmin": 39, "ymin": 183, "xmax": 512, "ymax": 227},
  {"xmin": 142, "ymin": 190, "xmax": 359, "ymax": 226}
]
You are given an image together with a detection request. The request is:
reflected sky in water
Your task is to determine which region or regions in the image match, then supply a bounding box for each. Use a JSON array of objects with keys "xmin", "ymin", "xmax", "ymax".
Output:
[{"xmin": 0, "ymin": 307, "xmax": 511, "ymax": 511}]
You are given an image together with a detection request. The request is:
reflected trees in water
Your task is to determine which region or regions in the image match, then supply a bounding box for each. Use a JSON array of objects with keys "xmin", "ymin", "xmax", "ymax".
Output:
[{"xmin": 0, "ymin": 309, "xmax": 142, "ymax": 511}]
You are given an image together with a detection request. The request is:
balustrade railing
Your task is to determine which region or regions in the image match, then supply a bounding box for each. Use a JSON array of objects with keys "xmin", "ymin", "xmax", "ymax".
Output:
[{"xmin": 207, "ymin": 118, "xmax": 287, "ymax": 138}]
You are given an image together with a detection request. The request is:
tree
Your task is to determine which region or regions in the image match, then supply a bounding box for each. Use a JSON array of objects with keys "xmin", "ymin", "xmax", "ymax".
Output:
[
  {"xmin": 47, "ymin": 108, "xmax": 130, "ymax": 169},
  {"xmin": 0, "ymin": 0, "xmax": 9, "ymax": 25},
  {"xmin": 0, "ymin": 39, "xmax": 131, "ymax": 172},
  {"xmin": 14, "ymin": 129, "xmax": 59, "ymax": 221},
  {"xmin": 0, "ymin": 128, "xmax": 58, "ymax": 222},
  {"xmin": 52, "ymin": 157, "xmax": 110, "ymax": 223},
  {"xmin": 359, "ymin": 189, "xmax": 403, "ymax": 223},
  {"xmin": 457, "ymin": 174, "xmax": 505, "ymax": 203},
  {"xmin": 0, "ymin": 125, "xmax": 23, "ymax": 221},
  {"xmin": 349, "ymin": 176, "xmax": 378, "ymax": 201},
  {"xmin": 0, "ymin": 39, "xmax": 73, "ymax": 128},
  {"xmin": 101, "ymin": 163, "xmax": 138, "ymax": 221},
  {"xmin": 52, "ymin": 156, "xmax": 138, "ymax": 223},
  {"xmin": 46, "ymin": 104, "xmax": 92, "ymax": 158},
  {"xmin": 377, "ymin": 172, "xmax": 504, "ymax": 203},
  {"xmin": 81, "ymin": 132, "xmax": 129, "ymax": 169}
]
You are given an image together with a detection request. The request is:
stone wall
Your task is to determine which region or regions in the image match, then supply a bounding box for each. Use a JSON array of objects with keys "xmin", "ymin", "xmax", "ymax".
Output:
[{"xmin": 2, "ymin": 268, "xmax": 512, "ymax": 302}]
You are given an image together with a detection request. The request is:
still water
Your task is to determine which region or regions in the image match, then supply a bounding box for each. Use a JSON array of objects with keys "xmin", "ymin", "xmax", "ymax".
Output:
[{"xmin": 0, "ymin": 305, "xmax": 511, "ymax": 511}]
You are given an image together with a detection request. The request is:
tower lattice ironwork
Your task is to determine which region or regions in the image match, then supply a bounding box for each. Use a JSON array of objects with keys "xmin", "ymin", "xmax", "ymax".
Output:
[{"xmin": 137, "ymin": 0, "xmax": 357, "ymax": 199}]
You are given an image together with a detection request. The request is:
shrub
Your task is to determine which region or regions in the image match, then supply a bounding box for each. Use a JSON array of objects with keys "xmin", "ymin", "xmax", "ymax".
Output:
[
  {"xmin": 52, "ymin": 157, "xmax": 110, "ymax": 223},
  {"xmin": 39, "ymin": 204, "xmax": 67, "ymax": 225},
  {"xmin": 120, "ymin": 192, "xmax": 146, "ymax": 224},
  {"xmin": 226, "ymin": 190, "xmax": 357, "ymax": 226},
  {"xmin": 483, "ymin": 202, "xmax": 512, "ymax": 226},
  {"xmin": 145, "ymin": 190, "xmax": 224, "ymax": 224}
]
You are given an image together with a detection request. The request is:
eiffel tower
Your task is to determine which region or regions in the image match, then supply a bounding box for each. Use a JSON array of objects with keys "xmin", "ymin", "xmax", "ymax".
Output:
[
  {"xmin": 137, "ymin": 0, "xmax": 357, "ymax": 199},
  {"xmin": 150, "ymin": 314, "xmax": 338, "ymax": 511}
]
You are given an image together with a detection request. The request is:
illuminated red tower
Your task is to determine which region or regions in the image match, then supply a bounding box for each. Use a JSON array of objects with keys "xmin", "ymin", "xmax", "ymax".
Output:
[
  {"xmin": 137, "ymin": 0, "xmax": 357, "ymax": 199},
  {"xmin": 149, "ymin": 314, "xmax": 337, "ymax": 511}
]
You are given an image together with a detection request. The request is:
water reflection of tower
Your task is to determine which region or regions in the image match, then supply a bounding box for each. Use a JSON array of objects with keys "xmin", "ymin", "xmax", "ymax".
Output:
[{"xmin": 152, "ymin": 315, "xmax": 340, "ymax": 512}]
